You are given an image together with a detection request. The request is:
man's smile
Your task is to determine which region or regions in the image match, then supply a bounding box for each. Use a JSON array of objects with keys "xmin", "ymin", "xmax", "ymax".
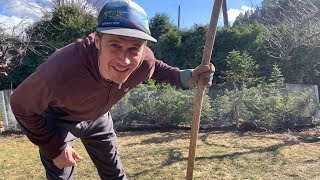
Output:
[{"xmin": 112, "ymin": 66, "xmax": 130, "ymax": 73}]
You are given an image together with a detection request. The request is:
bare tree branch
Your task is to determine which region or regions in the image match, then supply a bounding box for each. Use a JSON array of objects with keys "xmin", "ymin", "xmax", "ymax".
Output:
[
  {"xmin": 0, "ymin": 0, "xmax": 101, "ymax": 75},
  {"xmin": 264, "ymin": 0, "xmax": 320, "ymax": 61}
]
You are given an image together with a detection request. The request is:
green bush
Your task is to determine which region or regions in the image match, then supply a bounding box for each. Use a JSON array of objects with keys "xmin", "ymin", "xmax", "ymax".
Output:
[
  {"xmin": 212, "ymin": 86, "xmax": 317, "ymax": 130},
  {"xmin": 111, "ymin": 81, "xmax": 213, "ymax": 127},
  {"xmin": 243, "ymin": 87, "xmax": 315, "ymax": 130},
  {"xmin": 111, "ymin": 80, "xmax": 317, "ymax": 131},
  {"xmin": 211, "ymin": 90, "xmax": 235, "ymax": 126}
]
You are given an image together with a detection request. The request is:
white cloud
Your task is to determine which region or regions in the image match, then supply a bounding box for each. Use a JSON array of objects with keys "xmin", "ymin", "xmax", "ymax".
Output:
[
  {"xmin": 0, "ymin": 0, "xmax": 51, "ymax": 35},
  {"xmin": 227, "ymin": 6, "xmax": 255, "ymax": 25},
  {"xmin": 0, "ymin": 0, "xmax": 99, "ymax": 35},
  {"xmin": 1, "ymin": 0, "xmax": 50, "ymax": 20},
  {"xmin": 0, "ymin": 15, "xmax": 34, "ymax": 36}
]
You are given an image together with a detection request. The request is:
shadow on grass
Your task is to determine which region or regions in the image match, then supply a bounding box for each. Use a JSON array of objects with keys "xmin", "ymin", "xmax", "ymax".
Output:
[
  {"xmin": 159, "ymin": 140, "xmax": 301, "ymax": 169},
  {"xmin": 125, "ymin": 132, "xmax": 190, "ymax": 147},
  {"xmin": 160, "ymin": 148, "xmax": 183, "ymax": 167},
  {"xmin": 0, "ymin": 130, "xmax": 24, "ymax": 138},
  {"xmin": 199, "ymin": 133, "xmax": 232, "ymax": 148},
  {"xmin": 129, "ymin": 148, "xmax": 183, "ymax": 178},
  {"xmin": 117, "ymin": 131, "xmax": 157, "ymax": 138},
  {"xmin": 128, "ymin": 169, "xmax": 151, "ymax": 179},
  {"xmin": 243, "ymin": 132, "xmax": 320, "ymax": 144},
  {"xmin": 197, "ymin": 140, "xmax": 300, "ymax": 160}
]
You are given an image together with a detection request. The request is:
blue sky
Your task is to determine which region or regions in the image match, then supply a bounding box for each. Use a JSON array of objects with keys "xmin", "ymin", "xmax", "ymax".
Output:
[
  {"xmin": 134, "ymin": 0, "xmax": 262, "ymax": 29},
  {"xmin": 0, "ymin": 0, "xmax": 263, "ymax": 34}
]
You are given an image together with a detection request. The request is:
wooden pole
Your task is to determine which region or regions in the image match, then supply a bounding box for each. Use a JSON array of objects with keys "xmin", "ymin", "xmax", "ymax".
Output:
[
  {"xmin": 186, "ymin": 0, "xmax": 223, "ymax": 179},
  {"xmin": 222, "ymin": 0, "xmax": 229, "ymax": 27}
]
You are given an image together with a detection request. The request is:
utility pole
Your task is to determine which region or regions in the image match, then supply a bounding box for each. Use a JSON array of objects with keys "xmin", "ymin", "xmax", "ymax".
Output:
[
  {"xmin": 222, "ymin": 0, "xmax": 229, "ymax": 27},
  {"xmin": 57, "ymin": 0, "xmax": 65, "ymax": 6},
  {"xmin": 178, "ymin": 1, "xmax": 181, "ymax": 29}
]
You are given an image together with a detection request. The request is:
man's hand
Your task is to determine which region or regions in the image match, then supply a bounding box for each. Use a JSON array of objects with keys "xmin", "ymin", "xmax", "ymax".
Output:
[
  {"xmin": 188, "ymin": 63, "xmax": 215, "ymax": 87},
  {"xmin": 53, "ymin": 144, "xmax": 83, "ymax": 169}
]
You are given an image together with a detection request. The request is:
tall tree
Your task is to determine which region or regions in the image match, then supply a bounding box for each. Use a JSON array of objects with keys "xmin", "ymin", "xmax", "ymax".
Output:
[
  {"xmin": 148, "ymin": 14, "xmax": 181, "ymax": 67},
  {"xmin": 49, "ymin": 0, "xmax": 102, "ymax": 13},
  {"xmin": 1, "ymin": 4, "xmax": 97, "ymax": 89},
  {"xmin": 178, "ymin": 25, "xmax": 207, "ymax": 69},
  {"xmin": 262, "ymin": 0, "xmax": 320, "ymax": 88},
  {"xmin": 0, "ymin": 24, "xmax": 35, "ymax": 80},
  {"xmin": 222, "ymin": 51, "xmax": 259, "ymax": 127},
  {"xmin": 233, "ymin": 0, "xmax": 320, "ymax": 88},
  {"xmin": 149, "ymin": 14, "xmax": 177, "ymax": 40},
  {"xmin": 268, "ymin": 64, "xmax": 285, "ymax": 89}
]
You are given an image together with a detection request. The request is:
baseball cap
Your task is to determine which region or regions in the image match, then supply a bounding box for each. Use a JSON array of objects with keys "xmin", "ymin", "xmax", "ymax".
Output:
[{"xmin": 97, "ymin": 0, "xmax": 157, "ymax": 42}]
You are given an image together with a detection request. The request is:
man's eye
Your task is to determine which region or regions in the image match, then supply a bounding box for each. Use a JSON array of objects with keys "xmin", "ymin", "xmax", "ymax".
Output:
[
  {"xmin": 130, "ymin": 48, "xmax": 139, "ymax": 54},
  {"xmin": 111, "ymin": 44, "xmax": 121, "ymax": 48}
]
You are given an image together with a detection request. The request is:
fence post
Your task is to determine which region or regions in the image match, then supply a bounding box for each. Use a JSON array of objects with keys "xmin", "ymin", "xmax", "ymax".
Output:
[{"xmin": 1, "ymin": 91, "xmax": 9, "ymax": 130}]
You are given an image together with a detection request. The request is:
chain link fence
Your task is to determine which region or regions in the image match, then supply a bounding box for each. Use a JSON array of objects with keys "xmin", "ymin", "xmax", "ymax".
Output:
[
  {"xmin": 1, "ymin": 83, "xmax": 320, "ymax": 132},
  {"xmin": 285, "ymin": 83, "xmax": 319, "ymax": 117}
]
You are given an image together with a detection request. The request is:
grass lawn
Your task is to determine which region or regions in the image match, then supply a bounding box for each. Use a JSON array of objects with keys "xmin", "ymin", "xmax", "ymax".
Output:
[{"xmin": 1, "ymin": 130, "xmax": 320, "ymax": 180}]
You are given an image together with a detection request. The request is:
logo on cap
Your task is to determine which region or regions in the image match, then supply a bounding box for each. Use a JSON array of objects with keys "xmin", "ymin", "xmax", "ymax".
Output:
[{"xmin": 96, "ymin": 0, "xmax": 156, "ymax": 42}]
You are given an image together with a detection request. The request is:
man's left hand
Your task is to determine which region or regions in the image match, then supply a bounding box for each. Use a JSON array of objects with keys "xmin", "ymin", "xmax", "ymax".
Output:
[{"xmin": 188, "ymin": 63, "xmax": 215, "ymax": 87}]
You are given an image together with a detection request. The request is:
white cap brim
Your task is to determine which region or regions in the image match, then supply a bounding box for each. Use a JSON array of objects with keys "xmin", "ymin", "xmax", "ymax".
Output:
[{"xmin": 97, "ymin": 27, "xmax": 157, "ymax": 42}]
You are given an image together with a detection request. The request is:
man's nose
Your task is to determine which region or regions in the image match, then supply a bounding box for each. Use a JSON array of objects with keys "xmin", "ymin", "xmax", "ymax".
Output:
[{"xmin": 118, "ymin": 51, "xmax": 130, "ymax": 65}]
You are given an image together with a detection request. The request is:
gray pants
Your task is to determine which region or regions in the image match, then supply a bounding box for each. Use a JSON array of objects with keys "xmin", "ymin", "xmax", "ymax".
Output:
[{"xmin": 40, "ymin": 112, "xmax": 127, "ymax": 180}]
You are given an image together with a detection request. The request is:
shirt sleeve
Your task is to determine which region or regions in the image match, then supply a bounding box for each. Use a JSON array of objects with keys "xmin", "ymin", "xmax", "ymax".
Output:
[
  {"xmin": 10, "ymin": 71, "xmax": 65, "ymax": 159},
  {"xmin": 150, "ymin": 60, "xmax": 194, "ymax": 89}
]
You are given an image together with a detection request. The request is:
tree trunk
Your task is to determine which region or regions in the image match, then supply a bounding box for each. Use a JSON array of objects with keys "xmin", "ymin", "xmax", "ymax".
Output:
[{"xmin": 233, "ymin": 87, "xmax": 244, "ymax": 128}]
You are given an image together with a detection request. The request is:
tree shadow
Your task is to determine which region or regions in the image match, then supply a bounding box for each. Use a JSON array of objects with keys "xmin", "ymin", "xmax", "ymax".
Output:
[
  {"xmin": 199, "ymin": 131, "xmax": 320, "ymax": 153},
  {"xmin": 128, "ymin": 169, "xmax": 151, "ymax": 179},
  {"xmin": 125, "ymin": 132, "xmax": 317, "ymax": 178},
  {"xmin": 125, "ymin": 132, "xmax": 190, "ymax": 147},
  {"xmin": 243, "ymin": 131, "xmax": 320, "ymax": 144},
  {"xmin": 159, "ymin": 139, "xmax": 301, "ymax": 168},
  {"xmin": 197, "ymin": 140, "xmax": 300, "ymax": 160},
  {"xmin": 199, "ymin": 133, "xmax": 232, "ymax": 148},
  {"xmin": 0, "ymin": 131, "xmax": 24, "ymax": 138},
  {"xmin": 160, "ymin": 148, "xmax": 184, "ymax": 167}
]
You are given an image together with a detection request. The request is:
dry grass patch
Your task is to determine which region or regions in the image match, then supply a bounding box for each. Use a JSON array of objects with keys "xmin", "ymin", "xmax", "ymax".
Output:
[{"xmin": 1, "ymin": 130, "xmax": 320, "ymax": 179}]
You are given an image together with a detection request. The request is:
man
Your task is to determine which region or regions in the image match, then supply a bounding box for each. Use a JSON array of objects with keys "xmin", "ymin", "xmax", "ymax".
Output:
[{"xmin": 10, "ymin": 0, "xmax": 215, "ymax": 179}]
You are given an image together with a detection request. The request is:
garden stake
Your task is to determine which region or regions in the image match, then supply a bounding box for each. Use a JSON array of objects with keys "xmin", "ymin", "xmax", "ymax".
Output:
[{"xmin": 186, "ymin": 0, "xmax": 223, "ymax": 179}]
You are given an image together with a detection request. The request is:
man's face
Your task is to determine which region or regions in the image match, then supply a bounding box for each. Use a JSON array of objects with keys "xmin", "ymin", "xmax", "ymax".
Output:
[{"xmin": 95, "ymin": 33, "xmax": 146, "ymax": 85}]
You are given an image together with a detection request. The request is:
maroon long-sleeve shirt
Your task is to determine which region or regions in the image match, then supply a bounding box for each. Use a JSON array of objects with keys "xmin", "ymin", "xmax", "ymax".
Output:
[{"xmin": 10, "ymin": 34, "xmax": 184, "ymax": 159}]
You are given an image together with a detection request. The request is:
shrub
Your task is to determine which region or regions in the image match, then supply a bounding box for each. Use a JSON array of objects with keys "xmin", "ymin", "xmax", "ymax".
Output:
[
  {"xmin": 111, "ymin": 81, "xmax": 214, "ymax": 128},
  {"xmin": 212, "ymin": 86, "xmax": 317, "ymax": 130}
]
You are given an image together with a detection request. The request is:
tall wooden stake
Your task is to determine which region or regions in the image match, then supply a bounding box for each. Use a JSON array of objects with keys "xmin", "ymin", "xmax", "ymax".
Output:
[{"xmin": 186, "ymin": 0, "xmax": 223, "ymax": 179}]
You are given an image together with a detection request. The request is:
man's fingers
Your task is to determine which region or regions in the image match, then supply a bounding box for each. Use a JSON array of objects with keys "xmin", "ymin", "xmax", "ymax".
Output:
[
  {"xmin": 193, "ymin": 65, "xmax": 210, "ymax": 75},
  {"xmin": 64, "ymin": 148, "xmax": 77, "ymax": 166},
  {"xmin": 72, "ymin": 150, "xmax": 83, "ymax": 161},
  {"xmin": 188, "ymin": 63, "xmax": 215, "ymax": 88},
  {"xmin": 192, "ymin": 64, "xmax": 215, "ymax": 77},
  {"xmin": 52, "ymin": 144, "xmax": 81, "ymax": 169},
  {"xmin": 209, "ymin": 63, "xmax": 215, "ymax": 72},
  {"xmin": 67, "ymin": 153, "xmax": 77, "ymax": 165},
  {"xmin": 199, "ymin": 73, "xmax": 213, "ymax": 87},
  {"xmin": 202, "ymin": 72, "xmax": 212, "ymax": 79}
]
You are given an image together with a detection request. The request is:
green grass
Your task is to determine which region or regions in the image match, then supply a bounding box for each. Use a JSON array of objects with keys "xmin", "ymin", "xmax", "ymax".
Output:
[{"xmin": 1, "ymin": 130, "xmax": 320, "ymax": 180}]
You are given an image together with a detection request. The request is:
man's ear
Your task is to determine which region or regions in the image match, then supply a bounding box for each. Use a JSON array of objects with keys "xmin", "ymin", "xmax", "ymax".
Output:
[{"xmin": 95, "ymin": 32, "xmax": 101, "ymax": 50}]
